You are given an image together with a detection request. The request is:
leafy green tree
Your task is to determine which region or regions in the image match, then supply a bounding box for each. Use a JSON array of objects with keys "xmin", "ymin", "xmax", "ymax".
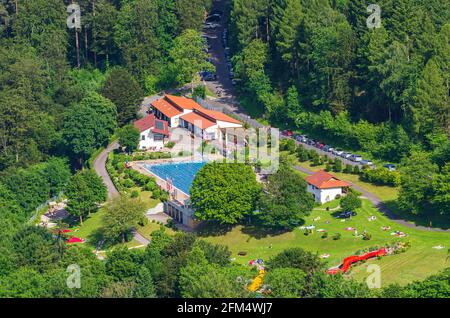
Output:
[
  {"xmin": 432, "ymin": 163, "xmax": 450, "ymax": 216},
  {"xmin": 101, "ymin": 67, "xmax": 143, "ymax": 125},
  {"xmin": 412, "ymin": 59, "xmax": 449, "ymax": 137},
  {"xmin": 114, "ymin": 0, "xmax": 161, "ymax": 81},
  {"xmin": 340, "ymin": 192, "xmax": 362, "ymax": 211},
  {"xmin": 65, "ymin": 170, "xmax": 107, "ymax": 225},
  {"xmin": 0, "ymin": 267, "xmax": 47, "ymax": 298},
  {"xmin": 176, "ymin": 0, "xmax": 210, "ymax": 31},
  {"xmin": 179, "ymin": 246, "xmax": 243, "ymax": 298},
  {"xmin": 333, "ymin": 158, "xmax": 343, "ymax": 172},
  {"xmin": 102, "ymin": 196, "xmax": 146, "ymax": 243},
  {"xmin": 257, "ymin": 166, "xmax": 314, "ymax": 230},
  {"xmin": 117, "ymin": 124, "xmax": 140, "ymax": 153},
  {"xmin": 12, "ymin": 226, "xmax": 61, "ymax": 273},
  {"xmin": 191, "ymin": 162, "xmax": 260, "ymax": 224},
  {"xmin": 62, "ymin": 92, "xmax": 117, "ymax": 166},
  {"xmin": 267, "ymin": 248, "xmax": 324, "ymax": 275},
  {"xmin": 276, "ymin": 0, "xmax": 303, "ymax": 69},
  {"xmin": 265, "ymin": 267, "xmax": 306, "ymax": 298},
  {"xmin": 105, "ymin": 246, "xmax": 141, "ymax": 281},
  {"xmin": 169, "ymin": 29, "xmax": 214, "ymax": 86}
]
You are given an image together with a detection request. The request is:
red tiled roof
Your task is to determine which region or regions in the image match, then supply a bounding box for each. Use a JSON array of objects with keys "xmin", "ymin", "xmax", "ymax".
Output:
[
  {"xmin": 165, "ymin": 94, "xmax": 198, "ymax": 110},
  {"xmin": 151, "ymin": 98, "xmax": 183, "ymax": 118},
  {"xmin": 198, "ymin": 108, "xmax": 242, "ymax": 125},
  {"xmin": 305, "ymin": 170, "xmax": 350, "ymax": 189},
  {"xmin": 180, "ymin": 112, "xmax": 216, "ymax": 130},
  {"xmin": 133, "ymin": 114, "xmax": 169, "ymax": 136},
  {"xmin": 134, "ymin": 113, "xmax": 156, "ymax": 132}
]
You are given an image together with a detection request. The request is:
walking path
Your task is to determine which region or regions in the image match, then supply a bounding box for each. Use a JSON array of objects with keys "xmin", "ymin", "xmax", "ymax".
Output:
[{"xmin": 93, "ymin": 141, "xmax": 120, "ymax": 200}]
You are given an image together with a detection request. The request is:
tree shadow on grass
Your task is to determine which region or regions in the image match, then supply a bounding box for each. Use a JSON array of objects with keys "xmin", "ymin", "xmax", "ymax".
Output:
[
  {"xmin": 383, "ymin": 200, "xmax": 450, "ymax": 230},
  {"xmin": 241, "ymin": 219, "xmax": 305, "ymax": 239},
  {"xmin": 196, "ymin": 221, "xmax": 234, "ymax": 237}
]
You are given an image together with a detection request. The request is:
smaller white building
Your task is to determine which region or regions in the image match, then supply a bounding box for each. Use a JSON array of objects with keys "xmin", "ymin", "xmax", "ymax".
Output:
[
  {"xmin": 305, "ymin": 170, "xmax": 350, "ymax": 204},
  {"xmin": 134, "ymin": 114, "xmax": 170, "ymax": 151}
]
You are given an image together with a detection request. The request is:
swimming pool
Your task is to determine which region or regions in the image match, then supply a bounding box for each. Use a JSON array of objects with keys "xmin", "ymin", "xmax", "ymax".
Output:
[{"xmin": 144, "ymin": 161, "xmax": 207, "ymax": 195}]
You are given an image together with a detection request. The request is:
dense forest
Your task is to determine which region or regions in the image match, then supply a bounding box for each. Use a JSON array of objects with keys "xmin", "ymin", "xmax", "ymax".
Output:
[{"xmin": 230, "ymin": 0, "xmax": 449, "ymax": 150}]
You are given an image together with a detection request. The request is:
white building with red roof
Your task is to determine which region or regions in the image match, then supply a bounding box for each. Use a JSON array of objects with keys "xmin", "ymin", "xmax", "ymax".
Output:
[
  {"xmin": 305, "ymin": 170, "xmax": 351, "ymax": 204},
  {"xmin": 150, "ymin": 95, "xmax": 242, "ymax": 141},
  {"xmin": 133, "ymin": 113, "xmax": 170, "ymax": 151}
]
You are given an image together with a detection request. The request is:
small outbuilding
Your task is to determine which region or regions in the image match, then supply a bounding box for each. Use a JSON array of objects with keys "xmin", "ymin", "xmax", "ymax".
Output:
[{"xmin": 305, "ymin": 170, "xmax": 350, "ymax": 204}]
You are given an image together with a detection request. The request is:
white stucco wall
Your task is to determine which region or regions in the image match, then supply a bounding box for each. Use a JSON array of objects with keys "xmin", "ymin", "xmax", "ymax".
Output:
[
  {"xmin": 307, "ymin": 184, "xmax": 343, "ymax": 204},
  {"xmin": 138, "ymin": 128, "xmax": 165, "ymax": 150}
]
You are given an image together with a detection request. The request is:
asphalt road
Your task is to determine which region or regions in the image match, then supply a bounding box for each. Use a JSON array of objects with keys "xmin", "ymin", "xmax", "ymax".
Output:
[{"xmin": 93, "ymin": 141, "xmax": 120, "ymax": 200}]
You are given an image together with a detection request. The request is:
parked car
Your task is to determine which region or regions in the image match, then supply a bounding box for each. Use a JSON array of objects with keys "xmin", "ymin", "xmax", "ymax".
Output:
[
  {"xmin": 384, "ymin": 164, "xmax": 397, "ymax": 171},
  {"xmin": 210, "ymin": 9, "xmax": 224, "ymax": 16},
  {"xmin": 322, "ymin": 145, "xmax": 331, "ymax": 151},
  {"xmin": 204, "ymin": 22, "xmax": 220, "ymax": 29},
  {"xmin": 306, "ymin": 139, "xmax": 316, "ymax": 146},
  {"xmin": 333, "ymin": 149, "xmax": 344, "ymax": 156},
  {"xmin": 282, "ymin": 130, "xmax": 294, "ymax": 137},
  {"xmin": 361, "ymin": 160, "xmax": 374, "ymax": 166},
  {"xmin": 350, "ymin": 154, "xmax": 362, "ymax": 162},
  {"xmin": 206, "ymin": 14, "xmax": 221, "ymax": 23},
  {"xmin": 342, "ymin": 152, "xmax": 353, "ymax": 159},
  {"xmin": 327, "ymin": 147, "xmax": 335, "ymax": 153},
  {"xmin": 316, "ymin": 143, "xmax": 325, "ymax": 149},
  {"xmin": 336, "ymin": 211, "xmax": 357, "ymax": 219}
]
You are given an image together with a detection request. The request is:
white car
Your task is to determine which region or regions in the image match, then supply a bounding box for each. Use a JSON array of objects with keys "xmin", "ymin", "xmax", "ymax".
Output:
[
  {"xmin": 342, "ymin": 153, "xmax": 352, "ymax": 159},
  {"xmin": 361, "ymin": 160, "xmax": 374, "ymax": 166},
  {"xmin": 350, "ymin": 154, "xmax": 362, "ymax": 162},
  {"xmin": 334, "ymin": 149, "xmax": 344, "ymax": 156}
]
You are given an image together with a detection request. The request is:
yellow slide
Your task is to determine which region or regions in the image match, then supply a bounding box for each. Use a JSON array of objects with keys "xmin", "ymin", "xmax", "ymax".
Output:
[{"xmin": 247, "ymin": 269, "xmax": 266, "ymax": 292}]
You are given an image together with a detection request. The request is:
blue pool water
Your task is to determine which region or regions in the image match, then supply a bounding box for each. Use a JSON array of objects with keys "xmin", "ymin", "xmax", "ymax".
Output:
[{"xmin": 144, "ymin": 161, "xmax": 207, "ymax": 195}]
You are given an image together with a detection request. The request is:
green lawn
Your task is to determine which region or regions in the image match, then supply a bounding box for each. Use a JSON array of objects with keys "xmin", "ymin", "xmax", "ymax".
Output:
[
  {"xmin": 201, "ymin": 199, "xmax": 450, "ymax": 287},
  {"xmin": 68, "ymin": 189, "xmax": 160, "ymax": 250},
  {"xmin": 137, "ymin": 221, "xmax": 176, "ymax": 240}
]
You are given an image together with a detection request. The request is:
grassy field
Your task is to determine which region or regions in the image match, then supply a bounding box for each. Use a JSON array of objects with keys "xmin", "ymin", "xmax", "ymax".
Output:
[
  {"xmin": 201, "ymin": 199, "xmax": 450, "ymax": 287},
  {"xmin": 137, "ymin": 221, "xmax": 176, "ymax": 240}
]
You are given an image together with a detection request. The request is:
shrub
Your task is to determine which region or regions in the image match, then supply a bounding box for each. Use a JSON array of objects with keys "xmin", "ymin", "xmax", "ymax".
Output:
[
  {"xmin": 361, "ymin": 168, "xmax": 400, "ymax": 186},
  {"xmin": 144, "ymin": 181, "xmax": 157, "ymax": 191},
  {"xmin": 280, "ymin": 139, "xmax": 296, "ymax": 153},
  {"xmin": 122, "ymin": 179, "xmax": 135, "ymax": 188},
  {"xmin": 344, "ymin": 164, "xmax": 353, "ymax": 173},
  {"xmin": 131, "ymin": 190, "xmax": 139, "ymax": 198},
  {"xmin": 325, "ymin": 163, "xmax": 332, "ymax": 172},
  {"xmin": 165, "ymin": 141, "xmax": 176, "ymax": 149},
  {"xmin": 363, "ymin": 233, "xmax": 372, "ymax": 241},
  {"xmin": 321, "ymin": 232, "xmax": 328, "ymax": 239},
  {"xmin": 340, "ymin": 192, "xmax": 362, "ymax": 211},
  {"xmin": 353, "ymin": 165, "xmax": 360, "ymax": 174},
  {"xmin": 332, "ymin": 233, "xmax": 341, "ymax": 240},
  {"xmin": 312, "ymin": 156, "xmax": 321, "ymax": 166},
  {"xmin": 151, "ymin": 188, "xmax": 161, "ymax": 199},
  {"xmin": 334, "ymin": 159, "xmax": 343, "ymax": 172},
  {"xmin": 296, "ymin": 146, "xmax": 309, "ymax": 162}
]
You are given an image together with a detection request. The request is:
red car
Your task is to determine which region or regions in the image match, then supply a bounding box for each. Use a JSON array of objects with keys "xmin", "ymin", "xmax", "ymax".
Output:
[{"xmin": 282, "ymin": 129, "xmax": 294, "ymax": 137}]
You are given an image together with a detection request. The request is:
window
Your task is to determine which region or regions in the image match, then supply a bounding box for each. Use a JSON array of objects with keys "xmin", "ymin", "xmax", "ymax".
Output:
[
  {"xmin": 154, "ymin": 133, "xmax": 164, "ymax": 141},
  {"xmin": 155, "ymin": 121, "xmax": 164, "ymax": 130},
  {"xmin": 141, "ymin": 135, "xmax": 145, "ymax": 140}
]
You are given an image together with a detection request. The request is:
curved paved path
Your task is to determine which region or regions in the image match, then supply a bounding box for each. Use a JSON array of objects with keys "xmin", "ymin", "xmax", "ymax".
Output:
[{"xmin": 93, "ymin": 141, "xmax": 151, "ymax": 245}]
